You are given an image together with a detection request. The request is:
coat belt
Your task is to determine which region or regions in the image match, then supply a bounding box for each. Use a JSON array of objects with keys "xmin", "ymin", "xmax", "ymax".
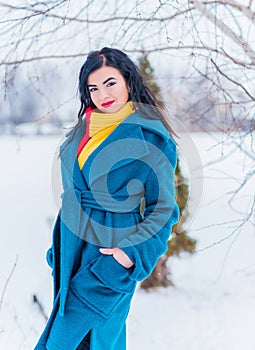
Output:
[
  {"xmin": 61, "ymin": 187, "xmax": 144, "ymax": 214},
  {"xmin": 79, "ymin": 188, "xmax": 144, "ymax": 214}
]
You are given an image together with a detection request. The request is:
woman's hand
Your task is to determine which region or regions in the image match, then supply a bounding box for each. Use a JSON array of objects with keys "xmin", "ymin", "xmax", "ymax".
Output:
[{"xmin": 99, "ymin": 247, "xmax": 134, "ymax": 269}]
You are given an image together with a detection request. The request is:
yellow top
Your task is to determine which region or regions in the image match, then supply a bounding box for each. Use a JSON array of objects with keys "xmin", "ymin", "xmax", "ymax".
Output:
[{"xmin": 78, "ymin": 101, "xmax": 134, "ymax": 169}]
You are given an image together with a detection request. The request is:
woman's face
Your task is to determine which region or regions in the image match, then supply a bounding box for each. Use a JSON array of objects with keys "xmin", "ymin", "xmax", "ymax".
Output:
[{"xmin": 87, "ymin": 66, "xmax": 129, "ymax": 113}]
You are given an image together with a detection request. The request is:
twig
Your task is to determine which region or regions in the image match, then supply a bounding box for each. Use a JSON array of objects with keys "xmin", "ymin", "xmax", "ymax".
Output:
[
  {"xmin": 211, "ymin": 58, "xmax": 255, "ymax": 100},
  {"xmin": 0, "ymin": 2, "xmax": 194, "ymax": 23},
  {"xmin": 33, "ymin": 294, "xmax": 48, "ymax": 322},
  {"xmin": 0, "ymin": 254, "xmax": 18, "ymax": 312},
  {"xmin": 192, "ymin": 0, "xmax": 255, "ymax": 62},
  {"xmin": 1, "ymin": 44, "xmax": 253, "ymax": 67}
]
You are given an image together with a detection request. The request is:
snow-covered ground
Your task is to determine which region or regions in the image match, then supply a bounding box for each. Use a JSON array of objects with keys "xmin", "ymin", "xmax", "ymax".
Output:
[{"xmin": 0, "ymin": 133, "xmax": 254, "ymax": 350}]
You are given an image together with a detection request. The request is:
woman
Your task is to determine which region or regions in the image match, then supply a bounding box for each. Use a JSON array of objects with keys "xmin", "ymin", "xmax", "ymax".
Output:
[{"xmin": 35, "ymin": 47, "xmax": 179, "ymax": 350}]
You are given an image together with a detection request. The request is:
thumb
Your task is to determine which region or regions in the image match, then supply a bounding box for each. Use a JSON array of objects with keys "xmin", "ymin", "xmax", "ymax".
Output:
[{"xmin": 99, "ymin": 248, "xmax": 116, "ymax": 255}]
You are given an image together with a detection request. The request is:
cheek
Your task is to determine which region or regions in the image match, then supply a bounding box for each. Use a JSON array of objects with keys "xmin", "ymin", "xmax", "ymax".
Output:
[
  {"xmin": 90, "ymin": 93, "xmax": 98, "ymax": 105},
  {"xmin": 119, "ymin": 85, "xmax": 129, "ymax": 101}
]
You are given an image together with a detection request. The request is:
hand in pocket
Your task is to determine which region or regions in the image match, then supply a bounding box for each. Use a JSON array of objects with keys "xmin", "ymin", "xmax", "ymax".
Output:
[{"xmin": 99, "ymin": 247, "xmax": 134, "ymax": 269}]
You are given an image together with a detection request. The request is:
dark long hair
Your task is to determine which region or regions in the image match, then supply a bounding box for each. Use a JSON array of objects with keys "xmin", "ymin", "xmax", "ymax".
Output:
[{"xmin": 65, "ymin": 47, "xmax": 175, "ymax": 147}]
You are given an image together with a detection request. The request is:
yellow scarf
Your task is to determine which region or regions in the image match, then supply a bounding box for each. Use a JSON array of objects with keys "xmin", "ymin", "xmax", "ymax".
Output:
[{"xmin": 78, "ymin": 101, "xmax": 134, "ymax": 169}]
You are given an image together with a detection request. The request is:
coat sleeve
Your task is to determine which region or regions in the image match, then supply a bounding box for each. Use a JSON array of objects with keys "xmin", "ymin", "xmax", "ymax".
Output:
[
  {"xmin": 119, "ymin": 137, "xmax": 179, "ymax": 282},
  {"xmin": 45, "ymin": 213, "xmax": 61, "ymax": 271},
  {"xmin": 46, "ymin": 247, "xmax": 53, "ymax": 268}
]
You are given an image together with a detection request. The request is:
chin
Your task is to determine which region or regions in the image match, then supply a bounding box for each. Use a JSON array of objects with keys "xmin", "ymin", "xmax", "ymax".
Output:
[{"xmin": 108, "ymin": 103, "xmax": 125, "ymax": 113}]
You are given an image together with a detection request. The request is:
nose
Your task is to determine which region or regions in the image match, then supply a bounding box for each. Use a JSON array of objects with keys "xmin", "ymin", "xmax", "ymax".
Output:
[{"xmin": 99, "ymin": 87, "xmax": 110, "ymax": 100}]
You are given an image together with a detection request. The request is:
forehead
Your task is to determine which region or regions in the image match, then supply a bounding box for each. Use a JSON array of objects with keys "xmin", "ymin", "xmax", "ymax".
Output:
[{"xmin": 87, "ymin": 66, "xmax": 124, "ymax": 85}]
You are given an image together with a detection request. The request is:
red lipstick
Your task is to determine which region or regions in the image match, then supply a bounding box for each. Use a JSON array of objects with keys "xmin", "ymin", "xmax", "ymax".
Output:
[{"xmin": 101, "ymin": 100, "xmax": 115, "ymax": 108}]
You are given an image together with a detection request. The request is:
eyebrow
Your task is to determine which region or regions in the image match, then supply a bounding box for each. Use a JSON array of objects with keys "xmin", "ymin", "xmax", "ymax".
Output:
[{"xmin": 88, "ymin": 77, "xmax": 116, "ymax": 87}]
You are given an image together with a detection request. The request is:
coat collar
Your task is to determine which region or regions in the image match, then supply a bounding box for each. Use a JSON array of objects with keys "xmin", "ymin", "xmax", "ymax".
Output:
[
  {"xmin": 60, "ymin": 110, "xmax": 170, "ymax": 188},
  {"xmin": 125, "ymin": 110, "xmax": 170, "ymax": 140}
]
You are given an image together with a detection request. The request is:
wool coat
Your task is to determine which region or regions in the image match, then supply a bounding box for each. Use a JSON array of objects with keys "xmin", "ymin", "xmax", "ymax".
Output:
[{"xmin": 34, "ymin": 109, "xmax": 179, "ymax": 350}]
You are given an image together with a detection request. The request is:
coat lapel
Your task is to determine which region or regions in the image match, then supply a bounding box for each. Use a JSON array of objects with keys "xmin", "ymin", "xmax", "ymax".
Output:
[
  {"xmin": 60, "ymin": 118, "xmax": 86, "ymax": 189},
  {"xmin": 82, "ymin": 111, "xmax": 169, "ymax": 187},
  {"xmin": 86, "ymin": 122, "xmax": 150, "ymax": 187}
]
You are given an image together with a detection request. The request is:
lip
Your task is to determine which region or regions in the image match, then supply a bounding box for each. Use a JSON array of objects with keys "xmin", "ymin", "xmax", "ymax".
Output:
[{"xmin": 101, "ymin": 100, "xmax": 115, "ymax": 107}]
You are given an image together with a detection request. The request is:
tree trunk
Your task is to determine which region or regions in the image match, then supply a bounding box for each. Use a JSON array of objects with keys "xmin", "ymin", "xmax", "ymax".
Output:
[{"xmin": 140, "ymin": 255, "xmax": 173, "ymax": 290}]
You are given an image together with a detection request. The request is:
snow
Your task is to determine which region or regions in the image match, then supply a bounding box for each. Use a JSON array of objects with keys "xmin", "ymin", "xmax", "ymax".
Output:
[{"xmin": 0, "ymin": 133, "xmax": 255, "ymax": 349}]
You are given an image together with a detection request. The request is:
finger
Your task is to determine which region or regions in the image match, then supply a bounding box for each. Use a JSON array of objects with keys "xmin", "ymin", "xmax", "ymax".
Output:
[
  {"xmin": 113, "ymin": 250, "xmax": 134, "ymax": 268},
  {"xmin": 99, "ymin": 248, "xmax": 116, "ymax": 255}
]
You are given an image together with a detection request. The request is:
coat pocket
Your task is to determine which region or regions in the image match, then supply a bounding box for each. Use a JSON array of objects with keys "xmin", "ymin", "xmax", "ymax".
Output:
[
  {"xmin": 70, "ymin": 255, "xmax": 135, "ymax": 318},
  {"xmin": 91, "ymin": 254, "xmax": 136, "ymax": 293}
]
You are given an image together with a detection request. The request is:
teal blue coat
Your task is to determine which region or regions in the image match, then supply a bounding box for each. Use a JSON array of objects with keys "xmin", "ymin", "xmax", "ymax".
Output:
[{"xmin": 34, "ymin": 110, "xmax": 179, "ymax": 350}]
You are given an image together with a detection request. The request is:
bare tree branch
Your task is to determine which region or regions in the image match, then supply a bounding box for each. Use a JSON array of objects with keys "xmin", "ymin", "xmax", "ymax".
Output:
[
  {"xmin": 248, "ymin": 0, "xmax": 253, "ymax": 9},
  {"xmin": 2, "ymin": 44, "xmax": 253, "ymax": 66},
  {"xmin": 204, "ymin": 0, "xmax": 255, "ymax": 21},
  {"xmin": 0, "ymin": 255, "xmax": 18, "ymax": 313},
  {"xmin": 0, "ymin": 2, "xmax": 194, "ymax": 23},
  {"xmin": 211, "ymin": 58, "xmax": 255, "ymax": 100},
  {"xmin": 33, "ymin": 294, "xmax": 48, "ymax": 322},
  {"xmin": 192, "ymin": 0, "xmax": 255, "ymax": 62}
]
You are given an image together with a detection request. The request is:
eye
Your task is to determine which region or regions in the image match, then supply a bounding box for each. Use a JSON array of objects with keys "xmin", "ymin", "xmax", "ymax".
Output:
[
  {"xmin": 88, "ymin": 87, "xmax": 97, "ymax": 93},
  {"xmin": 107, "ymin": 81, "xmax": 116, "ymax": 87}
]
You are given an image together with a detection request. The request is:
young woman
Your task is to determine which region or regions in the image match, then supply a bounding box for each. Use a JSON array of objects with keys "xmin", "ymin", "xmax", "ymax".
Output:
[{"xmin": 35, "ymin": 47, "xmax": 179, "ymax": 350}]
